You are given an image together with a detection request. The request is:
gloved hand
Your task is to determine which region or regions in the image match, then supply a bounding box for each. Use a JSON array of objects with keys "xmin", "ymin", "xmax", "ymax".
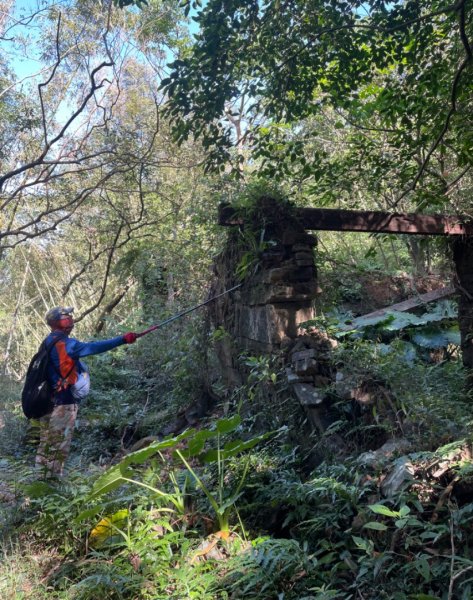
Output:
[{"xmin": 123, "ymin": 332, "xmax": 138, "ymax": 344}]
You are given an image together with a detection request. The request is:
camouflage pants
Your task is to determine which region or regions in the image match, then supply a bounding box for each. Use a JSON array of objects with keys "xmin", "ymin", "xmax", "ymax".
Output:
[{"xmin": 35, "ymin": 404, "xmax": 78, "ymax": 478}]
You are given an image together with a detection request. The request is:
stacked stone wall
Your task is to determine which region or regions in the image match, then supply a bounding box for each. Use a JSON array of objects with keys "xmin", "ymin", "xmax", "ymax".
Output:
[
  {"xmin": 211, "ymin": 197, "xmax": 320, "ymax": 354},
  {"xmin": 208, "ymin": 197, "xmax": 327, "ymax": 437}
]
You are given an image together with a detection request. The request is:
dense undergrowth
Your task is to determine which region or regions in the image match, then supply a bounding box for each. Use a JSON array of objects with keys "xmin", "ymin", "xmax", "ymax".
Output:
[
  {"xmin": 1, "ymin": 313, "xmax": 473, "ymax": 600},
  {"xmin": 1, "ymin": 0, "xmax": 473, "ymax": 594},
  {"xmin": 0, "ymin": 210, "xmax": 470, "ymax": 599}
]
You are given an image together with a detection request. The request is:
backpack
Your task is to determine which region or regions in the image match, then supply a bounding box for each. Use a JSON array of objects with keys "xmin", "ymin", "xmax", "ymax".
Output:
[{"xmin": 21, "ymin": 339, "xmax": 62, "ymax": 419}]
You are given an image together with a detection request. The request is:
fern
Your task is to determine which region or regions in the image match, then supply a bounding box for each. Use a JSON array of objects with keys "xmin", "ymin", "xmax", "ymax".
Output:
[
  {"xmin": 67, "ymin": 570, "xmax": 138, "ymax": 600},
  {"xmin": 222, "ymin": 537, "xmax": 318, "ymax": 598},
  {"xmin": 166, "ymin": 556, "xmax": 228, "ymax": 600}
]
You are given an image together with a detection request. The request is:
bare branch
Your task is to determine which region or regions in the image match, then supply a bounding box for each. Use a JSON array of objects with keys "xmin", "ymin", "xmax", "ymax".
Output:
[
  {"xmin": 62, "ymin": 208, "xmax": 174, "ymax": 297},
  {"xmin": 94, "ymin": 280, "xmax": 134, "ymax": 333},
  {"xmin": 38, "ymin": 12, "xmax": 62, "ymax": 146},
  {"xmin": 0, "ymin": 166, "xmax": 135, "ymax": 248},
  {"xmin": 445, "ymin": 165, "xmax": 471, "ymax": 195},
  {"xmin": 74, "ymin": 221, "xmax": 124, "ymax": 323},
  {"xmin": 0, "ymin": 60, "xmax": 114, "ymax": 194}
]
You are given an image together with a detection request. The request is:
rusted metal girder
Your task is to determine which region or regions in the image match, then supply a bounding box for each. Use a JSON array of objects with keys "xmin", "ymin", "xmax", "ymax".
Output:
[
  {"xmin": 296, "ymin": 208, "xmax": 473, "ymax": 235},
  {"xmin": 218, "ymin": 204, "xmax": 473, "ymax": 236}
]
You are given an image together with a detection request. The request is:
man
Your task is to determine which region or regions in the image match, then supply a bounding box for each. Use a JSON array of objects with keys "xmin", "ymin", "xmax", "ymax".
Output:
[{"xmin": 35, "ymin": 306, "xmax": 138, "ymax": 478}]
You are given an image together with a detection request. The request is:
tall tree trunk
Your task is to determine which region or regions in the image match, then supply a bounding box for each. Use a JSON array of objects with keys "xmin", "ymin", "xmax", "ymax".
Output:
[
  {"xmin": 405, "ymin": 238, "xmax": 427, "ymax": 277},
  {"xmin": 94, "ymin": 283, "xmax": 132, "ymax": 334},
  {"xmin": 452, "ymin": 238, "xmax": 473, "ymax": 380}
]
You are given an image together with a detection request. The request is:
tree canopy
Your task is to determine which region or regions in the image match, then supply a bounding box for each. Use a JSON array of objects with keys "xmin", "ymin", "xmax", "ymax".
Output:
[
  {"xmin": 0, "ymin": 0, "xmax": 218, "ymax": 370},
  {"xmin": 163, "ymin": 0, "xmax": 473, "ymax": 211}
]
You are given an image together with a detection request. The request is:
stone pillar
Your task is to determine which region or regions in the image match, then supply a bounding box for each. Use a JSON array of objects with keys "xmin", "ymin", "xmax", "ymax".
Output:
[
  {"xmin": 235, "ymin": 228, "xmax": 320, "ymax": 352},
  {"xmin": 210, "ymin": 197, "xmax": 337, "ymax": 444},
  {"xmin": 209, "ymin": 196, "xmax": 320, "ymax": 372}
]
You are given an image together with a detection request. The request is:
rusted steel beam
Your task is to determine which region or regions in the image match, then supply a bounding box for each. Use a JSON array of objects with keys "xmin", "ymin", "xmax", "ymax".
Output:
[
  {"xmin": 296, "ymin": 208, "xmax": 473, "ymax": 235},
  {"xmin": 218, "ymin": 204, "xmax": 473, "ymax": 236}
]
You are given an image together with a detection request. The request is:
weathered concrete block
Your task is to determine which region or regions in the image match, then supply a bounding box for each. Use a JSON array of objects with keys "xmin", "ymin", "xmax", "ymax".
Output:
[
  {"xmin": 261, "ymin": 251, "xmax": 285, "ymax": 267},
  {"xmin": 292, "ymin": 383, "xmax": 324, "ymax": 406},
  {"xmin": 263, "ymin": 267, "xmax": 294, "ymax": 284},
  {"xmin": 282, "ymin": 231, "xmax": 317, "ymax": 247},
  {"xmin": 292, "ymin": 349, "xmax": 316, "ymax": 361},
  {"xmin": 236, "ymin": 303, "xmax": 315, "ymax": 346},
  {"xmin": 281, "ymin": 230, "xmax": 299, "ymax": 246},
  {"xmin": 313, "ymin": 375, "xmax": 332, "ymax": 387},
  {"xmin": 295, "ymin": 357, "xmax": 318, "ymax": 375},
  {"xmin": 295, "ymin": 259, "xmax": 314, "ymax": 267},
  {"xmin": 287, "ymin": 267, "xmax": 317, "ymax": 283},
  {"xmin": 305, "ymin": 407, "xmax": 325, "ymax": 433},
  {"xmin": 301, "ymin": 233, "xmax": 317, "ymax": 247},
  {"xmin": 292, "ymin": 349, "xmax": 317, "ymax": 373},
  {"xmin": 294, "ymin": 252, "xmax": 314, "ymax": 262},
  {"xmin": 357, "ymin": 439, "xmax": 412, "ymax": 469},
  {"xmin": 285, "ymin": 367, "xmax": 313, "ymax": 384},
  {"xmin": 243, "ymin": 281, "xmax": 320, "ymax": 306},
  {"xmin": 292, "ymin": 244, "xmax": 312, "ymax": 253},
  {"xmin": 266, "ymin": 286, "xmax": 318, "ymax": 304},
  {"xmin": 381, "ymin": 459, "xmax": 415, "ymax": 497}
]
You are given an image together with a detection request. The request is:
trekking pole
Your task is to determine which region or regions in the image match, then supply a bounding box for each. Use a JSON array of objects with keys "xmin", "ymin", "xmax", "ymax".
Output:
[{"xmin": 135, "ymin": 283, "xmax": 243, "ymax": 338}]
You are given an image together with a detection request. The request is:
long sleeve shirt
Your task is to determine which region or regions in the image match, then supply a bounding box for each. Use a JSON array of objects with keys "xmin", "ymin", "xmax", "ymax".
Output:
[{"xmin": 45, "ymin": 331, "xmax": 125, "ymax": 405}]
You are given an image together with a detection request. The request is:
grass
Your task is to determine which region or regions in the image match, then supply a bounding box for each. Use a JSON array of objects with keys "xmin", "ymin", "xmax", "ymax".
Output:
[{"xmin": 0, "ymin": 539, "xmax": 61, "ymax": 600}]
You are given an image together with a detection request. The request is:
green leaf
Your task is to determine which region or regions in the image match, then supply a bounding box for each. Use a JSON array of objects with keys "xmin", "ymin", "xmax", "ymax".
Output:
[
  {"xmin": 216, "ymin": 414, "xmax": 241, "ymax": 433},
  {"xmin": 88, "ymin": 463, "xmax": 134, "ymax": 500},
  {"xmin": 317, "ymin": 552, "xmax": 337, "ymax": 565},
  {"xmin": 88, "ymin": 430, "xmax": 194, "ymax": 500},
  {"xmin": 89, "ymin": 509, "xmax": 129, "ymax": 548},
  {"xmin": 75, "ymin": 495, "xmax": 137, "ymax": 523},
  {"xmin": 181, "ymin": 436, "xmax": 205, "ymax": 458},
  {"xmin": 363, "ymin": 521, "xmax": 388, "ymax": 531},
  {"xmin": 368, "ymin": 504, "xmax": 399, "ymax": 518},
  {"xmin": 412, "ymin": 326, "xmax": 460, "ymax": 349},
  {"xmin": 415, "ymin": 557, "xmax": 431, "ymax": 582},
  {"xmin": 200, "ymin": 431, "xmax": 274, "ymax": 463},
  {"xmin": 215, "ymin": 492, "xmax": 244, "ymax": 515},
  {"xmin": 395, "ymin": 518, "xmax": 409, "ymax": 529},
  {"xmin": 351, "ymin": 313, "xmax": 396, "ymax": 330},
  {"xmin": 399, "ymin": 505, "xmax": 411, "ymax": 517},
  {"xmin": 352, "ymin": 535, "xmax": 373, "ymax": 553},
  {"xmin": 180, "ymin": 428, "xmax": 218, "ymax": 458}
]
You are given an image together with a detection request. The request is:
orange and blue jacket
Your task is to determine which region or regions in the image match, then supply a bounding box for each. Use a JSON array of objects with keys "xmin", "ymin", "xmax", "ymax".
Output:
[{"xmin": 45, "ymin": 331, "xmax": 126, "ymax": 405}]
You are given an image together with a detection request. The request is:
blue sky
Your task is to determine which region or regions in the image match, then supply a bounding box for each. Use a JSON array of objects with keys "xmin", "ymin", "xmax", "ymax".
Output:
[
  {"xmin": 5, "ymin": 0, "xmax": 199, "ymax": 84},
  {"xmin": 4, "ymin": 0, "xmax": 55, "ymax": 81}
]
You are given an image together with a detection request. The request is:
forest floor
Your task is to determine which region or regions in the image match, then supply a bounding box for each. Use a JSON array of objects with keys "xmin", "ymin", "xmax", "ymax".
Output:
[{"xmin": 1, "ymin": 277, "xmax": 473, "ymax": 599}]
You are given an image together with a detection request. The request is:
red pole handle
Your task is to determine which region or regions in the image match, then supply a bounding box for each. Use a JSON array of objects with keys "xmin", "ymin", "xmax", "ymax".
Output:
[{"xmin": 136, "ymin": 324, "xmax": 160, "ymax": 338}]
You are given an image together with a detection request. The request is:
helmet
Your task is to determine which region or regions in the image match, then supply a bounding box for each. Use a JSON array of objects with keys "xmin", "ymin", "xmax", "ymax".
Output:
[{"xmin": 45, "ymin": 306, "xmax": 74, "ymax": 330}]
